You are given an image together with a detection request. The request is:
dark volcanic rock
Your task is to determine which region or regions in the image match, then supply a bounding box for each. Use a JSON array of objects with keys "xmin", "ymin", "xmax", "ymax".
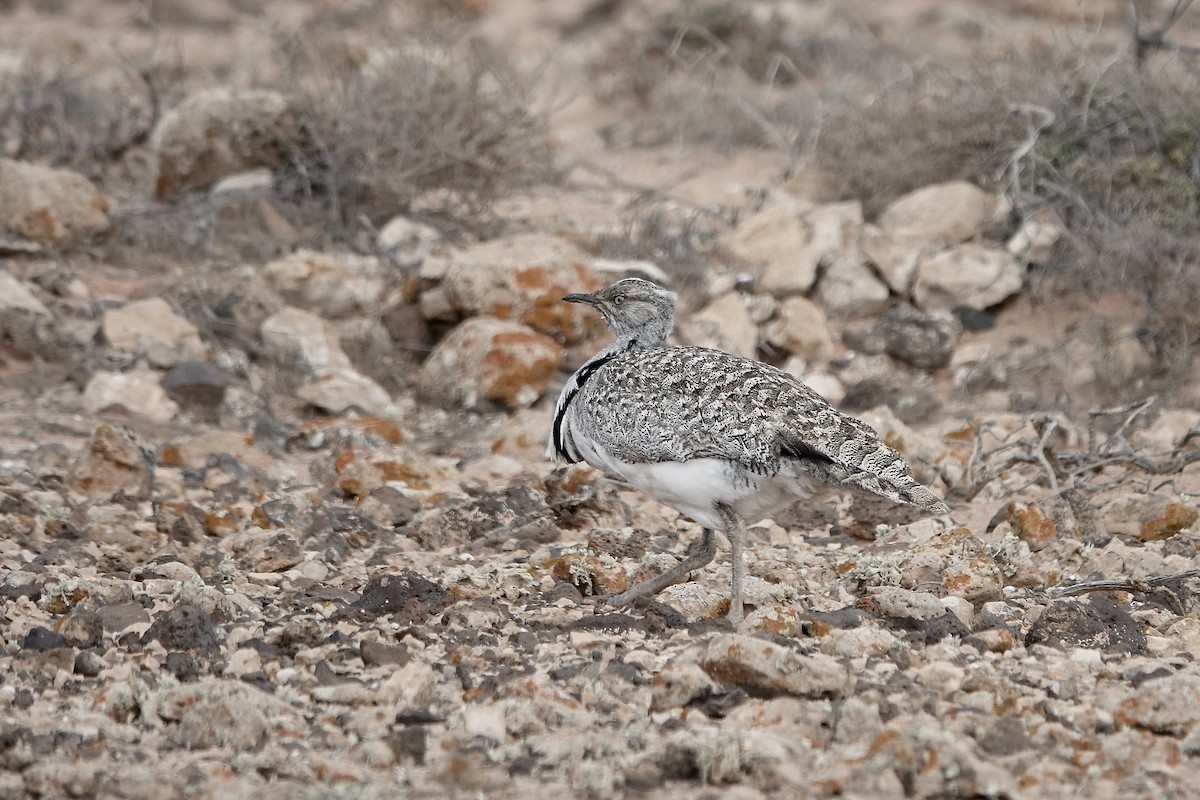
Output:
[
  {"xmin": 142, "ymin": 604, "xmax": 220, "ymax": 651},
  {"xmin": 96, "ymin": 602, "xmax": 152, "ymax": 633},
  {"xmin": 360, "ymin": 638, "xmax": 411, "ymax": 667},
  {"xmin": 162, "ymin": 360, "xmax": 232, "ymax": 412},
  {"xmin": 165, "ymin": 651, "xmax": 203, "ymax": 681},
  {"xmin": 1025, "ymin": 596, "xmax": 1147, "ymax": 655},
  {"xmin": 349, "ymin": 570, "xmax": 453, "ymax": 624},
  {"xmin": 406, "ymin": 485, "xmax": 556, "ymax": 549},
  {"xmin": 887, "ymin": 611, "xmax": 973, "ymax": 644},
  {"xmin": 59, "ymin": 608, "xmax": 103, "ymax": 648},
  {"xmin": 73, "ymin": 650, "xmax": 107, "ymax": 677},
  {"xmin": 871, "ymin": 304, "xmax": 961, "ymax": 369},
  {"xmin": 22, "ymin": 626, "xmax": 67, "ymax": 652},
  {"xmin": 387, "ymin": 727, "xmax": 428, "ymax": 765}
]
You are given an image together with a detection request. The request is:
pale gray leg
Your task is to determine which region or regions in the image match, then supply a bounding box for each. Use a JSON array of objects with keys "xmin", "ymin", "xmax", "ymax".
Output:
[
  {"xmin": 716, "ymin": 502, "xmax": 746, "ymax": 625},
  {"xmin": 607, "ymin": 527, "xmax": 716, "ymax": 608}
]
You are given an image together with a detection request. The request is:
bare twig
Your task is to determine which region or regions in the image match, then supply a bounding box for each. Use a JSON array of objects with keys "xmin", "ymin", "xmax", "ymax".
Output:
[
  {"xmin": 1130, "ymin": 0, "xmax": 1200, "ymax": 63},
  {"xmin": 1087, "ymin": 395, "xmax": 1157, "ymax": 454},
  {"xmin": 1052, "ymin": 569, "xmax": 1200, "ymax": 613},
  {"xmin": 997, "ymin": 103, "xmax": 1056, "ymax": 193},
  {"xmin": 1068, "ymin": 449, "xmax": 1200, "ymax": 477},
  {"xmin": 715, "ymin": 88, "xmax": 796, "ymax": 161},
  {"xmin": 1055, "ymin": 570, "xmax": 1200, "ymax": 594},
  {"xmin": 1034, "ymin": 417, "xmax": 1062, "ymax": 494}
]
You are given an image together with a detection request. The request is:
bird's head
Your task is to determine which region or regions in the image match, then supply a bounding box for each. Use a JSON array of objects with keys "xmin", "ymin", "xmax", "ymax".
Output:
[{"xmin": 564, "ymin": 278, "xmax": 677, "ymax": 345}]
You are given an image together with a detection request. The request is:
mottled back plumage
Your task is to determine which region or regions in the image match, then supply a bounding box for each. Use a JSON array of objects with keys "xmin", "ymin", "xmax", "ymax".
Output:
[{"xmin": 561, "ymin": 346, "xmax": 947, "ymax": 514}]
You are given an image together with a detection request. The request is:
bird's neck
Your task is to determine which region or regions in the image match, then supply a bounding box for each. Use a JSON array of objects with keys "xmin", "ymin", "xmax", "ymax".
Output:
[
  {"xmin": 604, "ymin": 314, "xmax": 673, "ymax": 356},
  {"xmin": 597, "ymin": 331, "xmax": 657, "ymax": 360}
]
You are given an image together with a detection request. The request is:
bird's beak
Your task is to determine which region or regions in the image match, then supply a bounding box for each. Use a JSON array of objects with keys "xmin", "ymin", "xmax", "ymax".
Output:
[{"xmin": 562, "ymin": 292, "xmax": 599, "ymax": 306}]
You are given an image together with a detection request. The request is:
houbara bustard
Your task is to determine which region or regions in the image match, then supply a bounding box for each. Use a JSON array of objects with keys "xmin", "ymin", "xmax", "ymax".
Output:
[{"xmin": 549, "ymin": 278, "xmax": 948, "ymax": 623}]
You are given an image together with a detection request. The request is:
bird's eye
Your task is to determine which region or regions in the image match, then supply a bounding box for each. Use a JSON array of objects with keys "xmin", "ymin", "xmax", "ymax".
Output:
[{"xmin": 613, "ymin": 295, "xmax": 624, "ymax": 305}]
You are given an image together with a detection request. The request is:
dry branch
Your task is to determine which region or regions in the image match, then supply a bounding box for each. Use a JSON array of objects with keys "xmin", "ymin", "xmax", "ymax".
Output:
[{"xmin": 1129, "ymin": 0, "xmax": 1200, "ymax": 63}]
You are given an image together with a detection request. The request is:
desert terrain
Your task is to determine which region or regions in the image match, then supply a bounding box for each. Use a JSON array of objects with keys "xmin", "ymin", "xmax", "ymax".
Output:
[{"xmin": 1, "ymin": 0, "xmax": 1200, "ymax": 798}]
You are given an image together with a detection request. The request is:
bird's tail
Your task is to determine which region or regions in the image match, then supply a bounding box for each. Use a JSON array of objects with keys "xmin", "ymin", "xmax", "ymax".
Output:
[
  {"xmin": 841, "ymin": 469, "xmax": 949, "ymax": 515},
  {"xmin": 897, "ymin": 479, "xmax": 950, "ymax": 515}
]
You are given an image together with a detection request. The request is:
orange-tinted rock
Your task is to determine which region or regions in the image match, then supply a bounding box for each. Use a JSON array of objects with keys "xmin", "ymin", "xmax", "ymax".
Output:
[
  {"xmin": 70, "ymin": 424, "xmax": 154, "ymax": 500},
  {"xmin": 1106, "ymin": 493, "xmax": 1199, "ymax": 541},
  {"xmin": 1006, "ymin": 501, "xmax": 1057, "ymax": 550},
  {"xmin": 1140, "ymin": 502, "xmax": 1199, "ymax": 541},
  {"xmin": 544, "ymin": 552, "xmax": 629, "ymax": 597},
  {"xmin": 418, "ymin": 317, "xmax": 562, "ymax": 410},
  {"xmin": 334, "ymin": 446, "xmax": 427, "ymax": 497},
  {"xmin": 430, "ymin": 234, "xmax": 602, "ymax": 344}
]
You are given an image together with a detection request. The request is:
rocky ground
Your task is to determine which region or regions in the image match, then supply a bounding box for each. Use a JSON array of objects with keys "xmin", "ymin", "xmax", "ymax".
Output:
[{"xmin": 2, "ymin": 0, "xmax": 1200, "ymax": 798}]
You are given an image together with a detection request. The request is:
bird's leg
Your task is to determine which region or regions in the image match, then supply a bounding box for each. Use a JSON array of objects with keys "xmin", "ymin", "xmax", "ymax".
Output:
[
  {"xmin": 716, "ymin": 502, "xmax": 745, "ymax": 625},
  {"xmin": 606, "ymin": 527, "xmax": 716, "ymax": 608}
]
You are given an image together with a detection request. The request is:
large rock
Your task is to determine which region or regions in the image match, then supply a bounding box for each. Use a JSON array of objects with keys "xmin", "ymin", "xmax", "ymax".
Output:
[
  {"xmin": 681, "ymin": 291, "xmax": 757, "ymax": 358},
  {"xmin": 1026, "ymin": 596, "xmax": 1147, "ymax": 655},
  {"xmin": 428, "ymin": 233, "xmax": 602, "ymax": 344},
  {"xmin": 913, "ymin": 243, "xmax": 1024, "ymax": 311},
  {"xmin": 0, "ymin": 271, "xmax": 49, "ymax": 316},
  {"xmin": 161, "ymin": 360, "xmax": 232, "ymax": 412},
  {"xmin": 720, "ymin": 205, "xmax": 815, "ymax": 295},
  {"xmin": 871, "ymin": 305, "xmax": 961, "ymax": 369},
  {"xmin": 878, "ymin": 181, "xmax": 1008, "ymax": 245},
  {"xmin": 297, "ymin": 369, "xmax": 392, "ymax": 416},
  {"xmin": 418, "ymin": 317, "xmax": 562, "ymax": 410},
  {"xmin": 893, "ymin": 527, "xmax": 1003, "ymax": 603},
  {"xmin": 1007, "ymin": 209, "xmax": 1063, "ymax": 266},
  {"xmin": 82, "ymin": 370, "xmax": 180, "ymax": 423},
  {"xmin": 1104, "ymin": 493, "xmax": 1198, "ymax": 542},
  {"xmin": 70, "ymin": 423, "xmax": 154, "ymax": 500},
  {"xmin": 861, "ymin": 225, "xmax": 926, "ymax": 294},
  {"xmin": 260, "ymin": 307, "xmax": 352, "ymax": 374},
  {"xmin": 103, "ymin": 298, "xmax": 205, "ymax": 368},
  {"xmin": 0, "ymin": 271, "xmax": 55, "ymax": 360},
  {"xmin": 261, "ymin": 250, "xmax": 384, "ymax": 319},
  {"xmin": 152, "ymin": 88, "xmax": 300, "ymax": 198},
  {"xmin": 701, "ymin": 634, "xmax": 848, "ymax": 698},
  {"xmin": 0, "ymin": 158, "xmax": 109, "ymax": 248},
  {"xmin": 159, "ymin": 679, "xmax": 302, "ymax": 750},
  {"xmin": 723, "ymin": 202, "xmax": 862, "ymax": 297},
  {"xmin": 377, "ymin": 216, "xmax": 442, "ymax": 268},
  {"xmin": 814, "ymin": 255, "xmax": 891, "ymax": 317},
  {"xmin": 1111, "ymin": 672, "xmax": 1200, "ymax": 735},
  {"xmin": 764, "ymin": 295, "xmax": 837, "ymax": 363}
]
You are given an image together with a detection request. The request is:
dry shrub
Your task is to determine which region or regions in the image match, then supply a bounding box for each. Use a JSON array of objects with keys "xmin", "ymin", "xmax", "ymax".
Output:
[
  {"xmin": 275, "ymin": 33, "xmax": 554, "ymax": 236},
  {"xmin": 610, "ymin": 6, "xmax": 802, "ymax": 151},
  {"xmin": 607, "ymin": 4, "xmax": 910, "ymax": 163},
  {"xmin": 0, "ymin": 57, "xmax": 175, "ymax": 178},
  {"xmin": 655, "ymin": 2, "xmax": 889, "ymax": 87},
  {"xmin": 814, "ymin": 64, "xmax": 1021, "ymax": 218},
  {"xmin": 811, "ymin": 45, "xmax": 1199, "ymax": 390},
  {"xmin": 587, "ymin": 201, "xmax": 725, "ymax": 293},
  {"xmin": 809, "ymin": 47, "xmax": 1200, "ymax": 281},
  {"xmin": 1013, "ymin": 54, "xmax": 1200, "ymax": 387}
]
